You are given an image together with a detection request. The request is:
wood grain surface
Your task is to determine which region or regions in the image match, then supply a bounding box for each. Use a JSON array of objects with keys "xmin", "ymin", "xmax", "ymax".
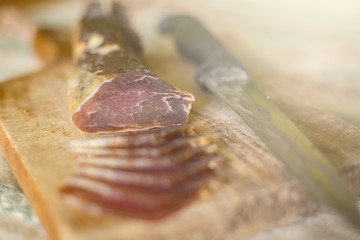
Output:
[{"xmin": 0, "ymin": 55, "xmax": 359, "ymax": 239}]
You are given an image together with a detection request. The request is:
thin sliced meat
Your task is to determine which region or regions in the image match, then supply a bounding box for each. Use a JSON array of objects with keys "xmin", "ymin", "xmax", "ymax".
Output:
[
  {"xmin": 80, "ymin": 174, "xmax": 210, "ymax": 194},
  {"xmin": 60, "ymin": 185, "xmax": 197, "ymax": 220},
  {"xmin": 70, "ymin": 125, "xmax": 196, "ymax": 148},
  {"xmin": 77, "ymin": 144, "xmax": 218, "ymax": 170},
  {"xmin": 62, "ymin": 176, "xmax": 199, "ymax": 207},
  {"xmin": 62, "ymin": 125, "xmax": 223, "ymax": 220},
  {"xmin": 74, "ymin": 155, "xmax": 222, "ymax": 188},
  {"xmin": 71, "ymin": 135, "xmax": 212, "ymax": 157}
]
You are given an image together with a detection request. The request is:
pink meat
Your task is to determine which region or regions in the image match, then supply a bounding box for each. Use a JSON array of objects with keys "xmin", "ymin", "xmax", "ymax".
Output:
[{"xmin": 72, "ymin": 70, "xmax": 194, "ymax": 132}]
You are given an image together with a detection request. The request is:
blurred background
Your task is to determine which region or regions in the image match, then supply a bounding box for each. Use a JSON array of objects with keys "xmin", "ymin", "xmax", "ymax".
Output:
[
  {"xmin": 0, "ymin": 0, "xmax": 359, "ymax": 239},
  {"xmin": 1, "ymin": 0, "xmax": 359, "ymax": 125}
]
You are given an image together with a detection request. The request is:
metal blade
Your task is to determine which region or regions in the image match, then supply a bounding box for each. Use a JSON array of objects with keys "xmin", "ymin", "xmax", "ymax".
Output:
[{"xmin": 161, "ymin": 15, "xmax": 360, "ymax": 226}]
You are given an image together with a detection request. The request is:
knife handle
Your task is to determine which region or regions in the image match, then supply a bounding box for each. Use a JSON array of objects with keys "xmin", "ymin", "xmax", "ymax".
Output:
[{"xmin": 160, "ymin": 15, "xmax": 250, "ymax": 87}]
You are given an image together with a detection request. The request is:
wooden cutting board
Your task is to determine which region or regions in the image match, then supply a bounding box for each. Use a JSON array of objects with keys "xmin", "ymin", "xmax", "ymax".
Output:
[{"xmin": 1, "ymin": 53, "xmax": 360, "ymax": 240}]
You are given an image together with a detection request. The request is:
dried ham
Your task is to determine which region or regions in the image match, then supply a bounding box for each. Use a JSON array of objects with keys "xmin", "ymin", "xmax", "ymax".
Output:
[
  {"xmin": 76, "ymin": 145, "xmax": 218, "ymax": 170},
  {"xmin": 60, "ymin": 180, "xmax": 200, "ymax": 220},
  {"xmin": 68, "ymin": 2, "xmax": 194, "ymax": 133},
  {"xmin": 70, "ymin": 135, "xmax": 213, "ymax": 157},
  {"xmin": 61, "ymin": 126, "xmax": 223, "ymax": 220},
  {"xmin": 70, "ymin": 125, "xmax": 196, "ymax": 148},
  {"xmin": 74, "ymin": 155, "xmax": 222, "ymax": 188}
]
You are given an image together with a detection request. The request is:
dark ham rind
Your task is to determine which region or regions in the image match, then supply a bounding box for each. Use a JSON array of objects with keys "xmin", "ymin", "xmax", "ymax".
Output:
[{"xmin": 68, "ymin": 2, "xmax": 194, "ymax": 133}]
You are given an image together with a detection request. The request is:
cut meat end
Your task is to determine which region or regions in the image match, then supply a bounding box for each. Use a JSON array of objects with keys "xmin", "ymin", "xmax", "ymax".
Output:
[
  {"xmin": 78, "ymin": 174, "xmax": 209, "ymax": 194},
  {"xmin": 71, "ymin": 70, "xmax": 195, "ymax": 133}
]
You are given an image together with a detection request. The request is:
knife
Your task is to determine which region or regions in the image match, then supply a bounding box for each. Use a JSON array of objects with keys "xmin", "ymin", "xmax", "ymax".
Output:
[{"xmin": 160, "ymin": 15, "xmax": 360, "ymax": 226}]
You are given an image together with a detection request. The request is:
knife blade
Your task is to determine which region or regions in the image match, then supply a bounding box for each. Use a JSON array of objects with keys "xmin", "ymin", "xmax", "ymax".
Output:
[{"xmin": 160, "ymin": 15, "xmax": 360, "ymax": 226}]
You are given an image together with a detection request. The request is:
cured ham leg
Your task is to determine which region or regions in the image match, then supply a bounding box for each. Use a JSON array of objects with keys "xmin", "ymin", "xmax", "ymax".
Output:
[{"xmin": 68, "ymin": 2, "xmax": 194, "ymax": 133}]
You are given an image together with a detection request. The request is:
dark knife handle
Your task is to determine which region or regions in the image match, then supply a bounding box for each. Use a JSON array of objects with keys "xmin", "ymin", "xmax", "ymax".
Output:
[{"xmin": 160, "ymin": 15, "xmax": 250, "ymax": 87}]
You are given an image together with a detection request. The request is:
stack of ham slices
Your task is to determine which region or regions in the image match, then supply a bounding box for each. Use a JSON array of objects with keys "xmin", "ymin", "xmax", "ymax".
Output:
[{"xmin": 61, "ymin": 126, "xmax": 223, "ymax": 219}]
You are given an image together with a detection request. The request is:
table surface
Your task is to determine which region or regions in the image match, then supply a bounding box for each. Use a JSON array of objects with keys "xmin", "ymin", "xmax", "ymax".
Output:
[{"xmin": 1, "ymin": 0, "xmax": 360, "ymax": 239}]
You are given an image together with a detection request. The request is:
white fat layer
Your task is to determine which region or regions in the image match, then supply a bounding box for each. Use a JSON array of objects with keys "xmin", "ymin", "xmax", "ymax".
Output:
[
  {"xmin": 75, "ymin": 166, "xmax": 171, "ymax": 187},
  {"xmin": 78, "ymin": 157, "xmax": 153, "ymax": 168},
  {"xmin": 86, "ymin": 34, "xmax": 121, "ymax": 55},
  {"xmin": 162, "ymin": 96, "xmax": 175, "ymax": 112},
  {"xmin": 70, "ymin": 136, "xmax": 211, "ymax": 156},
  {"xmin": 87, "ymin": 33, "xmax": 104, "ymax": 49},
  {"xmin": 62, "ymin": 194, "xmax": 103, "ymax": 216},
  {"xmin": 183, "ymin": 96, "xmax": 195, "ymax": 101},
  {"xmin": 76, "ymin": 167, "xmax": 123, "ymax": 182},
  {"xmin": 89, "ymin": 44, "xmax": 120, "ymax": 55},
  {"xmin": 70, "ymin": 177, "xmax": 119, "ymax": 197},
  {"xmin": 153, "ymin": 92, "xmax": 181, "ymax": 113},
  {"xmin": 132, "ymin": 74, "xmax": 158, "ymax": 82}
]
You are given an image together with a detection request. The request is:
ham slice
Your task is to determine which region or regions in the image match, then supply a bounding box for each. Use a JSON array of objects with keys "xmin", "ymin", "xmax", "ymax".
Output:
[
  {"xmin": 70, "ymin": 125, "xmax": 196, "ymax": 148},
  {"xmin": 74, "ymin": 155, "xmax": 222, "ymax": 188},
  {"xmin": 70, "ymin": 135, "xmax": 213, "ymax": 157},
  {"xmin": 76, "ymin": 145, "xmax": 218, "ymax": 170},
  {"xmin": 68, "ymin": 2, "xmax": 194, "ymax": 133},
  {"xmin": 60, "ymin": 179, "xmax": 202, "ymax": 220}
]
